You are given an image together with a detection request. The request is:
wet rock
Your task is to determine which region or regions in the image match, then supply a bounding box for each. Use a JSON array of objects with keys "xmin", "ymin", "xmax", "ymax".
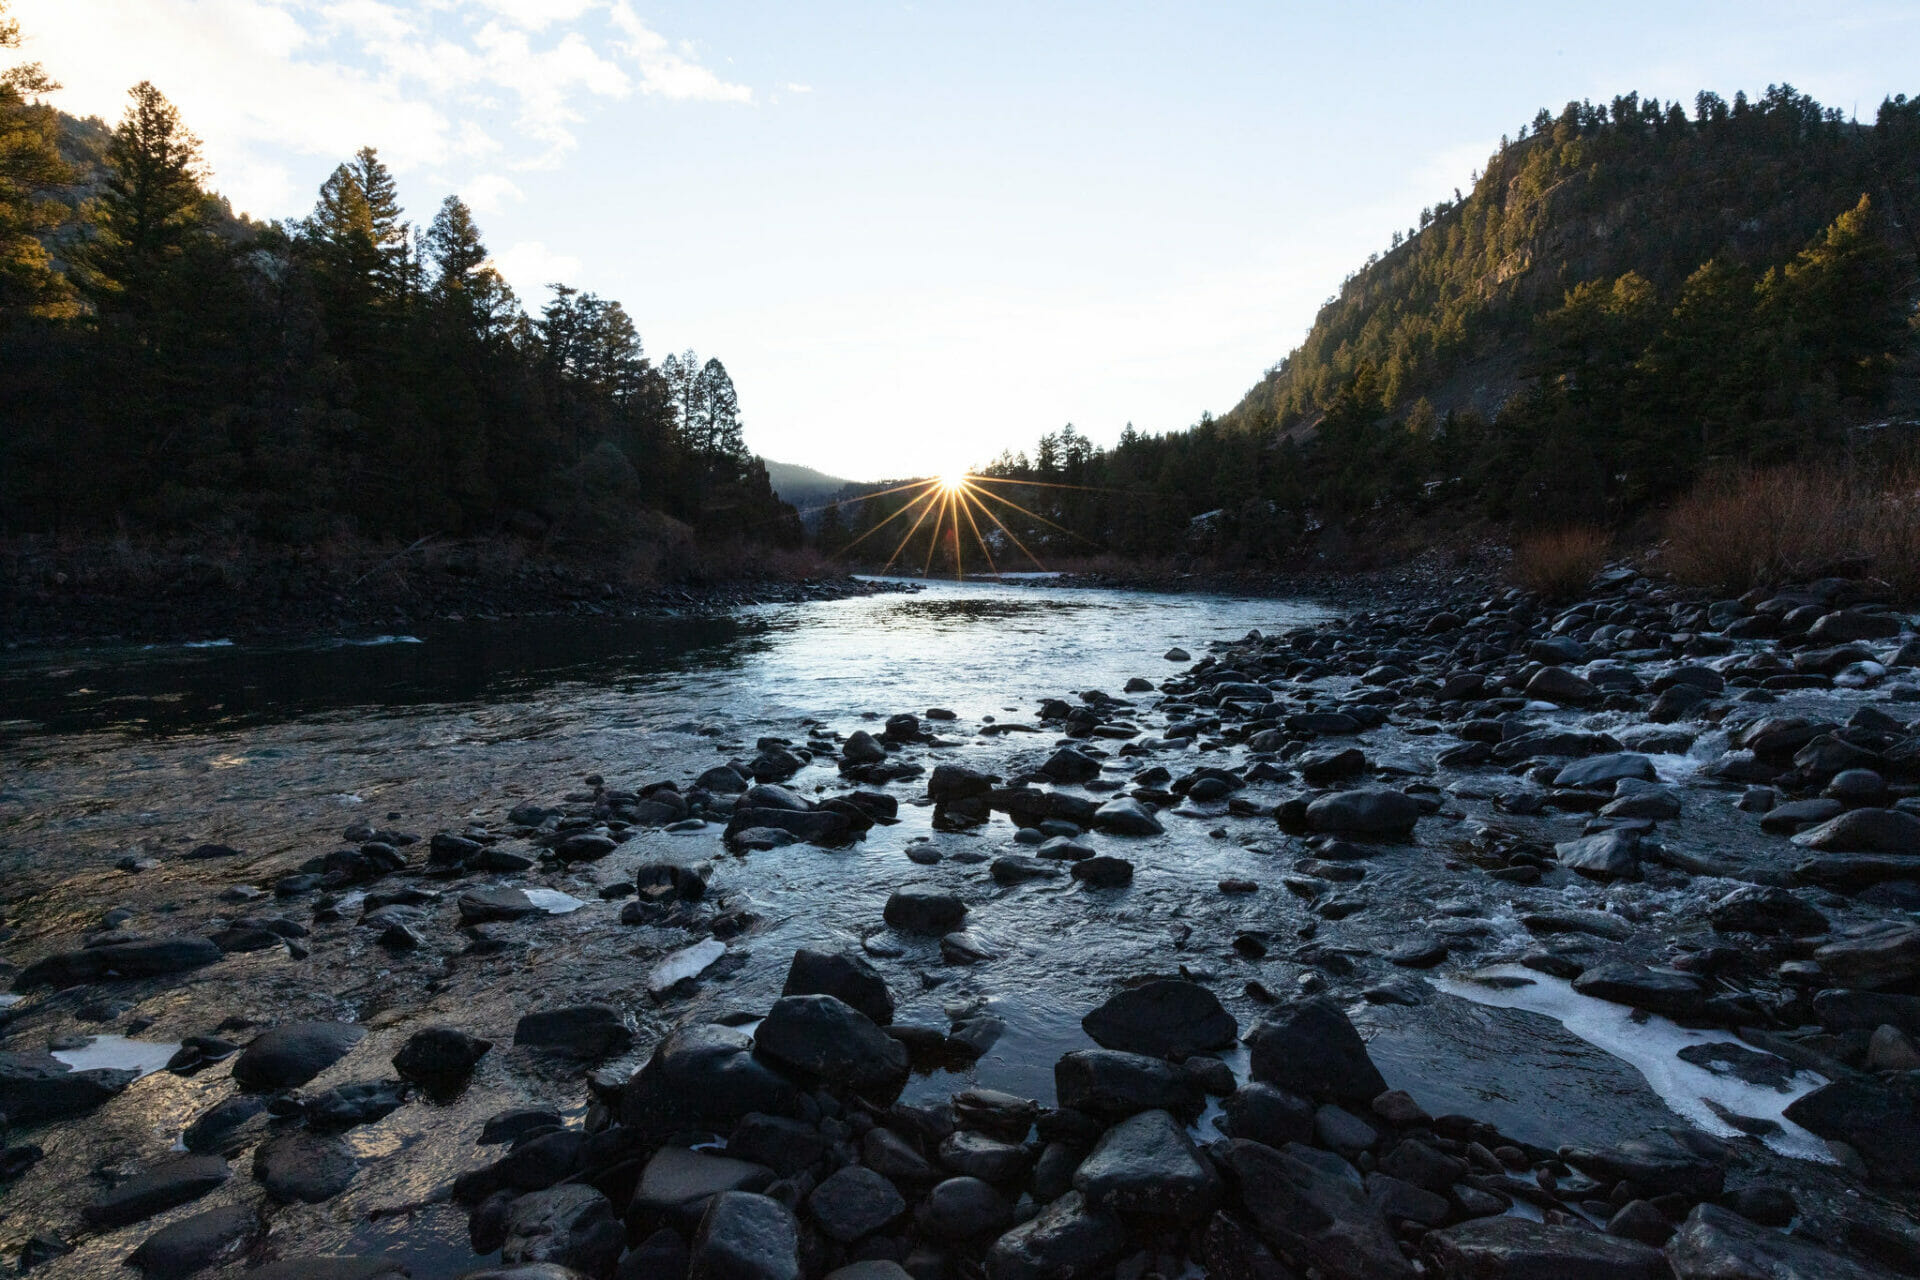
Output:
[
  {"xmin": 1571, "ymin": 963, "xmax": 1707, "ymax": 1020},
  {"xmin": 1055, "ymin": 1049, "xmax": 1203, "ymax": 1120},
  {"xmin": 1387, "ymin": 935, "xmax": 1449, "ymax": 968},
  {"xmin": 393, "ymin": 1026, "xmax": 493, "ymax": 1087},
  {"xmin": 753, "ymin": 995, "xmax": 909, "ymax": 1098},
  {"xmin": 689, "ymin": 1191, "xmax": 801, "ymax": 1280},
  {"xmin": 1040, "ymin": 748, "xmax": 1103, "ymax": 784},
  {"xmin": 940, "ymin": 930, "xmax": 999, "ymax": 964},
  {"xmin": 882, "ymin": 888, "xmax": 967, "ymax": 935},
  {"xmin": 1783, "ymin": 1079, "xmax": 1920, "ymax": 1184},
  {"xmin": 939, "ymin": 1129, "xmax": 1034, "ymax": 1182},
  {"xmin": 1709, "ymin": 886, "xmax": 1829, "ymax": 936},
  {"xmin": 1304, "ymin": 789, "xmax": 1419, "ymax": 838},
  {"xmin": 1793, "ymin": 807, "xmax": 1920, "ymax": 853},
  {"xmin": 458, "ymin": 888, "xmax": 544, "ymax": 923},
  {"xmin": 481, "ymin": 1107, "xmax": 564, "ymax": 1146},
  {"xmin": 85, "ymin": 1155, "xmax": 232, "ymax": 1227},
  {"xmin": 1527, "ymin": 667, "xmax": 1600, "ymax": 705},
  {"xmin": 620, "ymin": 1025, "xmax": 808, "ymax": 1136},
  {"xmin": 1560, "ymin": 1131, "xmax": 1725, "ymax": 1198},
  {"xmin": 1081, "ymin": 979, "xmax": 1237, "ymax": 1059},
  {"xmin": 514, "ymin": 1005, "xmax": 632, "ymax": 1058},
  {"xmin": 984, "ymin": 1191, "xmax": 1123, "ymax": 1280},
  {"xmin": 0, "ymin": 1051, "xmax": 138, "ymax": 1125},
  {"xmin": 303, "ymin": 1079, "xmax": 409, "ymax": 1130},
  {"xmin": 1666, "ymin": 1201, "xmax": 1883, "ymax": 1279},
  {"xmin": 1091, "ymin": 797, "xmax": 1163, "ymax": 836},
  {"xmin": 1245, "ymin": 997, "xmax": 1387, "ymax": 1103},
  {"xmin": 232, "ymin": 1021, "xmax": 366, "ymax": 1091},
  {"xmin": 928, "ymin": 764, "xmax": 994, "ymax": 803},
  {"xmin": 503, "ymin": 1184, "xmax": 624, "ymax": 1276},
  {"xmin": 253, "ymin": 1131, "xmax": 359, "ymax": 1204},
  {"xmin": 182, "ymin": 1095, "xmax": 267, "ymax": 1154},
  {"xmin": 1556, "ymin": 830, "xmax": 1641, "ymax": 881},
  {"xmin": 1221, "ymin": 1083, "xmax": 1313, "ymax": 1147},
  {"xmin": 807, "ymin": 1166, "xmax": 905, "ymax": 1241},
  {"xmin": 14, "ymin": 936, "xmax": 223, "ymax": 989},
  {"xmin": 1553, "ymin": 753, "xmax": 1657, "ymax": 789},
  {"xmin": 783, "ymin": 949, "xmax": 894, "ymax": 1026},
  {"xmin": 1074, "ymin": 1108, "xmax": 1220, "ymax": 1222},
  {"xmin": 1426, "ymin": 1215, "xmax": 1666, "ymax": 1279},
  {"xmin": 125, "ymin": 1203, "xmax": 257, "ymax": 1279},
  {"xmin": 1219, "ymin": 1138, "xmax": 1413, "ymax": 1279},
  {"xmin": 917, "ymin": 1177, "xmax": 1012, "ymax": 1242},
  {"xmin": 991, "ymin": 855, "xmax": 1063, "ymax": 885},
  {"xmin": 1814, "ymin": 921, "xmax": 1920, "ymax": 990},
  {"xmin": 1070, "ymin": 856, "xmax": 1133, "ymax": 887}
]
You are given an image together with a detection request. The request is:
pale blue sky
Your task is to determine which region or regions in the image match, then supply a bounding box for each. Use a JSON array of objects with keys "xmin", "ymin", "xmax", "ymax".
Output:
[{"xmin": 16, "ymin": 1, "xmax": 1920, "ymax": 478}]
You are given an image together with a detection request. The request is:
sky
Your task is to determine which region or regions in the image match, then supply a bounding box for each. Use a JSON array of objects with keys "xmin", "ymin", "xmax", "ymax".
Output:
[{"xmin": 12, "ymin": 2, "xmax": 1920, "ymax": 480}]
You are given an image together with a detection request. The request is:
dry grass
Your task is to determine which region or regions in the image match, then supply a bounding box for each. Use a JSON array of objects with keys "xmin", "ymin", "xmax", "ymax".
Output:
[
  {"xmin": 1660, "ymin": 467, "xmax": 1920, "ymax": 600},
  {"xmin": 1510, "ymin": 526, "xmax": 1610, "ymax": 599}
]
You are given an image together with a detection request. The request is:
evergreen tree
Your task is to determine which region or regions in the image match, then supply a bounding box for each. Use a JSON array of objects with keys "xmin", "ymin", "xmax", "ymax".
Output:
[
  {"xmin": 84, "ymin": 81, "xmax": 207, "ymax": 317},
  {"xmin": 0, "ymin": 0, "xmax": 74, "ymax": 321}
]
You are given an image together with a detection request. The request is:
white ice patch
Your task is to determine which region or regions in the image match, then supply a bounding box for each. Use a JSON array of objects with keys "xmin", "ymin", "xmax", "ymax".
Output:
[
  {"xmin": 1437, "ymin": 964, "xmax": 1834, "ymax": 1163},
  {"xmin": 0, "ymin": 994, "xmax": 20, "ymax": 1008},
  {"xmin": 647, "ymin": 939, "xmax": 726, "ymax": 995},
  {"xmin": 1647, "ymin": 751, "xmax": 1707, "ymax": 784},
  {"xmin": 337, "ymin": 635, "xmax": 423, "ymax": 647},
  {"xmin": 52, "ymin": 1035, "xmax": 179, "ymax": 1077},
  {"xmin": 522, "ymin": 888, "xmax": 586, "ymax": 914},
  {"xmin": 181, "ymin": 639, "xmax": 235, "ymax": 649}
]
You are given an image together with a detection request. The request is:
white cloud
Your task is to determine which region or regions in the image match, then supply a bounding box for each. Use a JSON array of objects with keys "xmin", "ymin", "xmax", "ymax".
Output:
[
  {"xmin": 461, "ymin": 171, "xmax": 524, "ymax": 214},
  {"xmin": 11, "ymin": 0, "xmax": 751, "ymax": 217},
  {"xmin": 492, "ymin": 240, "xmax": 582, "ymax": 296},
  {"xmin": 784, "ymin": 82, "xmax": 812, "ymax": 94}
]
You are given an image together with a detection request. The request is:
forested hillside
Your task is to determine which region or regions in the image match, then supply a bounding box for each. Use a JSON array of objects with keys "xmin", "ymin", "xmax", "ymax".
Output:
[
  {"xmin": 0, "ymin": 5, "xmax": 800, "ymax": 563},
  {"xmin": 846, "ymin": 87, "xmax": 1920, "ymax": 570}
]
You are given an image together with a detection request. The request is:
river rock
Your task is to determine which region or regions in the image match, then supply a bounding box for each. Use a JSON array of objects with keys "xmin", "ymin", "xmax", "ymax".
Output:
[
  {"xmin": 0, "ymin": 1050, "xmax": 138, "ymax": 1125},
  {"xmin": 458, "ymin": 888, "xmax": 543, "ymax": 923},
  {"xmin": 929, "ymin": 764, "xmax": 993, "ymax": 802},
  {"xmin": 1425, "ymin": 1215, "xmax": 1667, "ymax": 1279},
  {"xmin": 753, "ymin": 995, "xmax": 909, "ymax": 1097},
  {"xmin": 631, "ymin": 1147, "xmax": 776, "ymax": 1228},
  {"xmin": 689, "ymin": 1191, "xmax": 800, "ymax": 1280},
  {"xmin": 14, "ymin": 936, "xmax": 223, "ymax": 989},
  {"xmin": 1709, "ymin": 886, "xmax": 1829, "ymax": 936},
  {"xmin": 1793, "ymin": 807, "xmax": 1920, "ymax": 853},
  {"xmin": 85, "ymin": 1154, "xmax": 231, "ymax": 1227},
  {"xmin": 984, "ymin": 1191, "xmax": 1123, "ymax": 1280},
  {"xmin": 502, "ymin": 1184, "xmax": 623, "ymax": 1276},
  {"xmin": 232, "ymin": 1021, "xmax": 365, "ymax": 1091},
  {"xmin": 393, "ymin": 1027, "xmax": 493, "ymax": 1087},
  {"xmin": 513, "ymin": 1005, "xmax": 631, "ymax": 1058},
  {"xmin": 807, "ymin": 1165, "xmax": 905, "ymax": 1241},
  {"xmin": 1070, "ymin": 856, "xmax": 1133, "ymax": 887},
  {"xmin": 1556, "ymin": 830, "xmax": 1641, "ymax": 881},
  {"xmin": 883, "ymin": 887, "xmax": 966, "ymax": 934},
  {"xmin": 1783, "ymin": 1079, "xmax": 1920, "ymax": 1184},
  {"xmin": 1221, "ymin": 1083, "xmax": 1313, "ymax": 1147},
  {"xmin": 1814, "ymin": 921, "xmax": 1920, "ymax": 989},
  {"xmin": 939, "ymin": 1129, "xmax": 1034, "ymax": 1183},
  {"xmin": 1560, "ymin": 1131, "xmax": 1725, "ymax": 1198},
  {"xmin": 1553, "ymin": 752, "xmax": 1657, "ymax": 789},
  {"xmin": 1041, "ymin": 748, "xmax": 1103, "ymax": 784},
  {"xmin": 1245, "ymin": 997, "xmax": 1387, "ymax": 1103},
  {"xmin": 917, "ymin": 1176, "xmax": 1012, "ymax": 1242},
  {"xmin": 1665, "ymin": 1201, "xmax": 1883, "ymax": 1279},
  {"xmin": 1055, "ymin": 1049, "xmax": 1203, "ymax": 1119},
  {"xmin": 1219, "ymin": 1138, "xmax": 1413, "ymax": 1279},
  {"xmin": 1081, "ymin": 979, "xmax": 1236, "ymax": 1059},
  {"xmin": 1304, "ymin": 789, "xmax": 1419, "ymax": 838},
  {"xmin": 182, "ymin": 1095, "xmax": 267, "ymax": 1154},
  {"xmin": 782, "ymin": 949, "xmax": 893, "ymax": 1026},
  {"xmin": 1091, "ymin": 798, "xmax": 1163, "ymax": 835},
  {"xmin": 1072, "ymin": 1108, "xmax": 1220, "ymax": 1222},
  {"xmin": 125, "ymin": 1203, "xmax": 257, "ymax": 1279},
  {"xmin": 1527, "ymin": 667, "xmax": 1600, "ymax": 705},
  {"xmin": 1571, "ymin": 963, "xmax": 1707, "ymax": 1019},
  {"xmin": 303, "ymin": 1080, "xmax": 408, "ymax": 1131},
  {"xmin": 620, "ymin": 1024, "xmax": 808, "ymax": 1136},
  {"xmin": 253, "ymin": 1131, "xmax": 359, "ymax": 1203}
]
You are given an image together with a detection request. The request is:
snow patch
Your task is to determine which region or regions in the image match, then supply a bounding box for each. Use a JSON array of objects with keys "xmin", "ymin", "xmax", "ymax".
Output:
[
  {"xmin": 522, "ymin": 888, "xmax": 586, "ymax": 914},
  {"xmin": 52, "ymin": 1035, "xmax": 180, "ymax": 1077}
]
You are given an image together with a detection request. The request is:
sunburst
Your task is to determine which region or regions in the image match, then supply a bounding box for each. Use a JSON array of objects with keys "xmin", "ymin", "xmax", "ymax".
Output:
[{"xmin": 825, "ymin": 470, "xmax": 1107, "ymax": 579}]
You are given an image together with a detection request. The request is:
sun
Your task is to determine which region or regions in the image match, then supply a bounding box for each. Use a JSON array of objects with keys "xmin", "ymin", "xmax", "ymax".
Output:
[{"xmin": 934, "ymin": 471, "xmax": 970, "ymax": 494}]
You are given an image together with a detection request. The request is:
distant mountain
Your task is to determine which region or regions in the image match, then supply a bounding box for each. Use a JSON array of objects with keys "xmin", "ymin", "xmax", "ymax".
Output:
[{"xmin": 761, "ymin": 459, "xmax": 868, "ymax": 511}]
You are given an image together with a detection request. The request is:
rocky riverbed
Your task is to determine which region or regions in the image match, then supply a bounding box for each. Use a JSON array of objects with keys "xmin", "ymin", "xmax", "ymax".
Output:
[{"xmin": 1, "ymin": 572, "xmax": 1918, "ymax": 1280}]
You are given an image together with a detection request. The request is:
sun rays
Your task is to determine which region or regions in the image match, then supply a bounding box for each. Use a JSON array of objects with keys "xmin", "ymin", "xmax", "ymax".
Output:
[{"xmin": 820, "ymin": 471, "xmax": 1113, "ymax": 579}]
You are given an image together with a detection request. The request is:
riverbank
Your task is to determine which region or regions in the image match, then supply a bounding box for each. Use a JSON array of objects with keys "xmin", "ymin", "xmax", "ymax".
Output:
[
  {"xmin": 0, "ymin": 538, "xmax": 914, "ymax": 648},
  {"xmin": 1, "ymin": 573, "xmax": 1918, "ymax": 1279}
]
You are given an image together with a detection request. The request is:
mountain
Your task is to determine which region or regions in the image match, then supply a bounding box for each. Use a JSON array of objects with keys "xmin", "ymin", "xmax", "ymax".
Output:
[
  {"xmin": 761, "ymin": 459, "xmax": 867, "ymax": 511},
  {"xmin": 885, "ymin": 86, "xmax": 1920, "ymax": 572}
]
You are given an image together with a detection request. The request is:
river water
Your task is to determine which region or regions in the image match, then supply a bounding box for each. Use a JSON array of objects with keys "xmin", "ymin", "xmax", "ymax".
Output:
[{"xmin": 0, "ymin": 579, "xmax": 1851, "ymax": 1277}]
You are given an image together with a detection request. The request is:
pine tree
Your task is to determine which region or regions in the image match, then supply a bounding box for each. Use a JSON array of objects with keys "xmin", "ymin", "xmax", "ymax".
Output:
[
  {"xmin": 85, "ymin": 81, "xmax": 208, "ymax": 317},
  {"xmin": 0, "ymin": 0, "xmax": 75, "ymax": 321}
]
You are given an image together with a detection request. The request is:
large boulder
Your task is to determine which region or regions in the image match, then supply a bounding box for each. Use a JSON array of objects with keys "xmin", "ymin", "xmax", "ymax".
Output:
[
  {"xmin": 689, "ymin": 1191, "xmax": 800, "ymax": 1280},
  {"xmin": 1666, "ymin": 1202, "xmax": 1883, "ymax": 1279},
  {"xmin": 1425, "ymin": 1215, "xmax": 1667, "ymax": 1279},
  {"xmin": 1081, "ymin": 980, "xmax": 1237, "ymax": 1059},
  {"xmin": 0, "ymin": 1050, "xmax": 138, "ymax": 1125},
  {"xmin": 1571, "ymin": 963, "xmax": 1707, "ymax": 1020},
  {"xmin": 782, "ymin": 950, "xmax": 894, "ymax": 1026},
  {"xmin": 1054, "ymin": 1049, "xmax": 1203, "ymax": 1120},
  {"xmin": 620, "ymin": 1025, "xmax": 808, "ymax": 1137},
  {"xmin": 1071, "ymin": 1109, "xmax": 1220, "ymax": 1223},
  {"xmin": 882, "ymin": 888, "xmax": 967, "ymax": 935},
  {"xmin": 1304, "ymin": 790, "xmax": 1419, "ymax": 838},
  {"xmin": 984, "ymin": 1191, "xmax": 1123, "ymax": 1280},
  {"xmin": 753, "ymin": 995, "xmax": 908, "ymax": 1100},
  {"xmin": 1218, "ymin": 1139, "xmax": 1413, "ymax": 1280},
  {"xmin": 232, "ymin": 1022, "xmax": 366, "ymax": 1091},
  {"xmin": 14, "ymin": 936, "xmax": 223, "ymax": 989},
  {"xmin": 1244, "ymin": 998, "xmax": 1387, "ymax": 1103}
]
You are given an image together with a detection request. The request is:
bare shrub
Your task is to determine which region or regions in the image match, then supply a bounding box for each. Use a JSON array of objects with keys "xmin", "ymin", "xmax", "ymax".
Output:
[{"xmin": 1511, "ymin": 526, "xmax": 1610, "ymax": 599}]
